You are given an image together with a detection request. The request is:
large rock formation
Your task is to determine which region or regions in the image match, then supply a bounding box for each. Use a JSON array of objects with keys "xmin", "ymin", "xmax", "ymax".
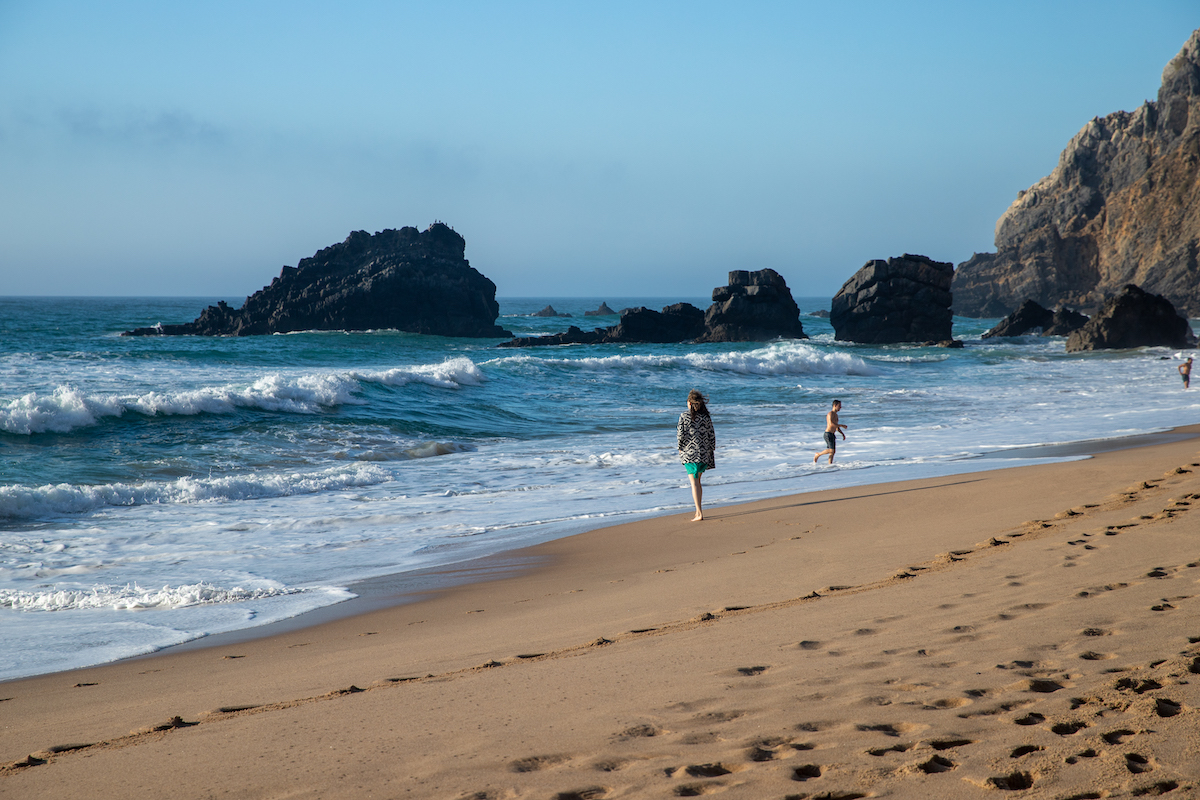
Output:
[
  {"xmin": 1065, "ymin": 284, "xmax": 1196, "ymax": 351},
  {"xmin": 982, "ymin": 300, "xmax": 1089, "ymax": 339},
  {"xmin": 695, "ymin": 269, "xmax": 807, "ymax": 343},
  {"xmin": 123, "ymin": 224, "xmax": 511, "ymax": 338},
  {"xmin": 954, "ymin": 29, "xmax": 1200, "ymax": 318},
  {"xmin": 831, "ymin": 254, "xmax": 954, "ymax": 344},
  {"xmin": 498, "ymin": 270, "xmax": 805, "ymax": 348}
]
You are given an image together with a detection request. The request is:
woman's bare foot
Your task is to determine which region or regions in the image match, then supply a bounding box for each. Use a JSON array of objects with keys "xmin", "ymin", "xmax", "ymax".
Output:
[{"xmin": 692, "ymin": 513, "xmax": 704, "ymax": 522}]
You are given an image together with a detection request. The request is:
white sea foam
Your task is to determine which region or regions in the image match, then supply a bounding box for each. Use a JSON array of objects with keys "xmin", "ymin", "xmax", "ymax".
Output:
[
  {"xmin": 0, "ymin": 464, "xmax": 393, "ymax": 519},
  {"xmin": 0, "ymin": 358, "xmax": 486, "ymax": 435},
  {"xmin": 0, "ymin": 582, "xmax": 305, "ymax": 612},
  {"xmin": 490, "ymin": 342, "xmax": 879, "ymax": 377}
]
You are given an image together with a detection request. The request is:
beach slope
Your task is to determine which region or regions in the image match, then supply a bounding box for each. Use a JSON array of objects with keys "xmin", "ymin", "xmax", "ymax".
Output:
[{"xmin": 4, "ymin": 431, "xmax": 1200, "ymax": 798}]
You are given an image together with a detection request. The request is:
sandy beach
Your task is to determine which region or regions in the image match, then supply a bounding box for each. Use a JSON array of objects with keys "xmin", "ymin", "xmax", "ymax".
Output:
[{"xmin": 4, "ymin": 429, "xmax": 1200, "ymax": 799}]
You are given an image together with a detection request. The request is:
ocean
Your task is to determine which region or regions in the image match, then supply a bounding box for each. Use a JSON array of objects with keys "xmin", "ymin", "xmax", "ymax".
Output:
[{"xmin": 1, "ymin": 295, "xmax": 1197, "ymax": 682}]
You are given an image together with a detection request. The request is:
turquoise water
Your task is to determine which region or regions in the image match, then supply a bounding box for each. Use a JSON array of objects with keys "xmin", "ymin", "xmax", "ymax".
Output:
[{"xmin": 1, "ymin": 295, "xmax": 1197, "ymax": 680}]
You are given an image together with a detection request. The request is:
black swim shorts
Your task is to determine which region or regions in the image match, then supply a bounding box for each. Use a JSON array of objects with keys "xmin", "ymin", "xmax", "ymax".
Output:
[{"xmin": 823, "ymin": 431, "xmax": 836, "ymax": 449}]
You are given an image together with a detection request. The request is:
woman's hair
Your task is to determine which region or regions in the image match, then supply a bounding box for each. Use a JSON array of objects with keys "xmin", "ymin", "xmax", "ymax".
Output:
[{"xmin": 687, "ymin": 389, "xmax": 710, "ymax": 418}]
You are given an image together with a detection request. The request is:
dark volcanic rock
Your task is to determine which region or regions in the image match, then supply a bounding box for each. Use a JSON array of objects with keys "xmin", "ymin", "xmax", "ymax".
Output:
[
  {"xmin": 584, "ymin": 302, "xmax": 615, "ymax": 316},
  {"xmin": 1065, "ymin": 284, "xmax": 1196, "ymax": 351},
  {"xmin": 123, "ymin": 224, "xmax": 511, "ymax": 338},
  {"xmin": 1044, "ymin": 307, "xmax": 1090, "ymax": 336},
  {"xmin": 809, "ymin": 309, "xmax": 831, "ymax": 318},
  {"xmin": 984, "ymin": 300, "xmax": 1090, "ymax": 339},
  {"xmin": 953, "ymin": 29, "xmax": 1200, "ymax": 317},
  {"xmin": 497, "ymin": 303, "xmax": 705, "ymax": 348},
  {"xmin": 498, "ymin": 325, "xmax": 607, "ymax": 347},
  {"xmin": 695, "ymin": 269, "xmax": 807, "ymax": 343},
  {"xmin": 610, "ymin": 303, "xmax": 706, "ymax": 343},
  {"xmin": 831, "ymin": 254, "xmax": 954, "ymax": 344},
  {"xmin": 532, "ymin": 305, "xmax": 571, "ymax": 317},
  {"xmin": 982, "ymin": 300, "xmax": 1055, "ymax": 338}
]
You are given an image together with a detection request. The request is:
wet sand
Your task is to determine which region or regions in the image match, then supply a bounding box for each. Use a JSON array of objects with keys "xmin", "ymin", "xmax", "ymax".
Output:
[{"xmin": 3, "ymin": 427, "xmax": 1200, "ymax": 799}]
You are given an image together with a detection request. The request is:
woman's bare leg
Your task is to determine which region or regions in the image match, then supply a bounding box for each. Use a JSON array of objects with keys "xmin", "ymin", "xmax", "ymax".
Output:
[{"xmin": 689, "ymin": 474, "xmax": 704, "ymax": 521}]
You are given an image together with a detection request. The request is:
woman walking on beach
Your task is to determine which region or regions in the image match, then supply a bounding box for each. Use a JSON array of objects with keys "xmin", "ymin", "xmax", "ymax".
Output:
[{"xmin": 678, "ymin": 389, "xmax": 716, "ymax": 521}]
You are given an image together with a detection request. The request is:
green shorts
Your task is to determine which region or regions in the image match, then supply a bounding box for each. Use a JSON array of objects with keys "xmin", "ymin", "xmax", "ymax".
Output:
[{"xmin": 684, "ymin": 462, "xmax": 708, "ymax": 477}]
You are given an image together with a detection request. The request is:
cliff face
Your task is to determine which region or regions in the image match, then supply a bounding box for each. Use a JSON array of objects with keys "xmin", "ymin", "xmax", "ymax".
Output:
[
  {"xmin": 124, "ymin": 224, "xmax": 511, "ymax": 338},
  {"xmin": 953, "ymin": 29, "xmax": 1200, "ymax": 318}
]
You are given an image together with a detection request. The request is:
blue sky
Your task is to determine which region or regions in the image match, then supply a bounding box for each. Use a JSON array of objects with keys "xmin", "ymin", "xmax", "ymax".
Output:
[{"xmin": 1, "ymin": 1, "xmax": 1195, "ymax": 298}]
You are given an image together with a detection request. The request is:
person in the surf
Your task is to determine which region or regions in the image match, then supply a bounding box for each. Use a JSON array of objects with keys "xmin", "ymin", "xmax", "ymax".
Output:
[{"xmin": 813, "ymin": 399, "xmax": 847, "ymax": 465}]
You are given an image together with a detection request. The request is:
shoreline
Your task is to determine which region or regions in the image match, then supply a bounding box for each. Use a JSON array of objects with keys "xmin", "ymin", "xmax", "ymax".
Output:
[
  {"xmin": 4, "ymin": 424, "xmax": 1200, "ymax": 796},
  {"xmin": 136, "ymin": 425, "xmax": 1200, "ymax": 660}
]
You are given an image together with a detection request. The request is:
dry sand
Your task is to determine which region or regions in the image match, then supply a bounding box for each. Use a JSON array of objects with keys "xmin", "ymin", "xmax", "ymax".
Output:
[{"xmin": 4, "ymin": 429, "xmax": 1200, "ymax": 799}]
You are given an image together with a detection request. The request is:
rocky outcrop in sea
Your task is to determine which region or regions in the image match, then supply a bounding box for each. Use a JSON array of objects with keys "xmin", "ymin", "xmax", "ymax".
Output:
[
  {"xmin": 831, "ymin": 254, "xmax": 954, "ymax": 344},
  {"xmin": 122, "ymin": 224, "xmax": 511, "ymax": 338},
  {"xmin": 1064, "ymin": 284, "xmax": 1196, "ymax": 351},
  {"xmin": 584, "ymin": 302, "xmax": 615, "ymax": 316},
  {"xmin": 532, "ymin": 305, "xmax": 571, "ymax": 317},
  {"xmin": 499, "ymin": 270, "xmax": 805, "ymax": 347},
  {"xmin": 953, "ymin": 29, "xmax": 1200, "ymax": 317},
  {"xmin": 696, "ymin": 269, "xmax": 807, "ymax": 343},
  {"xmin": 982, "ymin": 300, "xmax": 1089, "ymax": 339}
]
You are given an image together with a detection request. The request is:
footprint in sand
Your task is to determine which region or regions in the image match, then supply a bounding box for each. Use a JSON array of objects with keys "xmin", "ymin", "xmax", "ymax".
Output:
[
  {"xmin": 1154, "ymin": 698, "xmax": 1182, "ymax": 717},
  {"xmin": 1102, "ymin": 729, "xmax": 1136, "ymax": 745},
  {"xmin": 616, "ymin": 724, "xmax": 665, "ymax": 740},
  {"xmin": 917, "ymin": 755, "xmax": 956, "ymax": 773},
  {"xmin": 1013, "ymin": 713, "xmax": 1045, "ymax": 726},
  {"xmin": 867, "ymin": 743, "xmax": 913, "ymax": 756},
  {"xmin": 553, "ymin": 788, "xmax": 609, "ymax": 800},
  {"xmin": 1050, "ymin": 721, "xmax": 1089, "ymax": 735},
  {"xmin": 1064, "ymin": 748, "xmax": 1098, "ymax": 764},
  {"xmin": 929, "ymin": 738, "xmax": 974, "ymax": 750},
  {"xmin": 1010, "ymin": 745, "xmax": 1043, "ymax": 758},
  {"xmin": 734, "ymin": 665, "xmax": 768, "ymax": 676},
  {"xmin": 791, "ymin": 763, "xmax": 822, "ymax": 781},
  {"xmin": 510, "ymin": 754, "xmax": 571, "ymax": 773},
  {"xmin": 988, "ymin": 771, "xmax": 1035, "ymax": 790},
  {"xmin": 1125, "ymin": 753, "xmax": 1153, "ymax": 774}
]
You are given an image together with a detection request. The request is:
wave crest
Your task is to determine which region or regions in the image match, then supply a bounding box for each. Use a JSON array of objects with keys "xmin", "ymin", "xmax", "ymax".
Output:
[
  {"xmin": 490, "ymin": 342, "xmax": 879, "ymax": 377},
  {"xmin": 0, "ymin": 464, "xmax": 392, "ymax": 520},
  {"xmin": 0, "ymin": 582, "xmax": 305, "ymax": 612},
  {"xmin": 0, "ymin": 357, "xmax": 486, "ymax": 435}
]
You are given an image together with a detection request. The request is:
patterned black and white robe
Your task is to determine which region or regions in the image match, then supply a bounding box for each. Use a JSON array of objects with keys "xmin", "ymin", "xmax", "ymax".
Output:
[{"xmin": 677, "ymin": 410, "xmax": 716, "ymax": 469}]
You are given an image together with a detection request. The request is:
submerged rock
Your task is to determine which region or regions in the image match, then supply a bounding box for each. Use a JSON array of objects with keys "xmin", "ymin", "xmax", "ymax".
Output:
[
  {"xmin": 831, "ymin": 254, "xmax": 954, "ymax": 344},
  {"xmin": 123, "ymin": 223, "xmax": 511, "ymax": 338},
  {"xmin": 498, "ymin": 303, "xmax": 705, "ymax": 347},
  {"xmin": 983, "ymin": 300, "xmax": 1088, "ymax": 339},
  {"xmin": 1065, "ymin": 284, "xmax": 1196, "ymax": 351}
]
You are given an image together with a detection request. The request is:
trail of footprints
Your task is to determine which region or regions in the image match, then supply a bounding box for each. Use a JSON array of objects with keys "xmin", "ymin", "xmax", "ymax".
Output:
[
  {"xmin": 6, "ymin": 463, "xmax": 1200, "ymax": 799},
  {"xmin": 465, "ymin": 626, "xmax": 1200, "ymax": 799}
]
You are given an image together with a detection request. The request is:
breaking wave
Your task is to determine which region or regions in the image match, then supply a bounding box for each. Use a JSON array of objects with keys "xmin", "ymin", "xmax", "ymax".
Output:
[
  {"xmin": 0, "ymin": 581, "xmax": 314, "ymax": 612},
  {"xmin": 0, "ymin": 357, "xmax": 485, "ymax": 435},
  {"xmin": 0, "ymin": 463, "xmax": 393, "ymax": 520},
  {"xmin": 489, "ymin": 342, "xmax": 879, "ymax": 377}
]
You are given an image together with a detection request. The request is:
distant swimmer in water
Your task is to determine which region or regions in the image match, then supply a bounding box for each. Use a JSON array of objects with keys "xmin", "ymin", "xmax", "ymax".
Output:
[
  {"xmin": 678, "ymin": 389, "xmax": 716, "ymax": 521},
  {"xmin": 1180, "ymin": 357, "xmax": 1193, "ymax": 389},
  {"xmin": 813, "ymin": 399, "xmax": 847, "ymax": 465}
]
